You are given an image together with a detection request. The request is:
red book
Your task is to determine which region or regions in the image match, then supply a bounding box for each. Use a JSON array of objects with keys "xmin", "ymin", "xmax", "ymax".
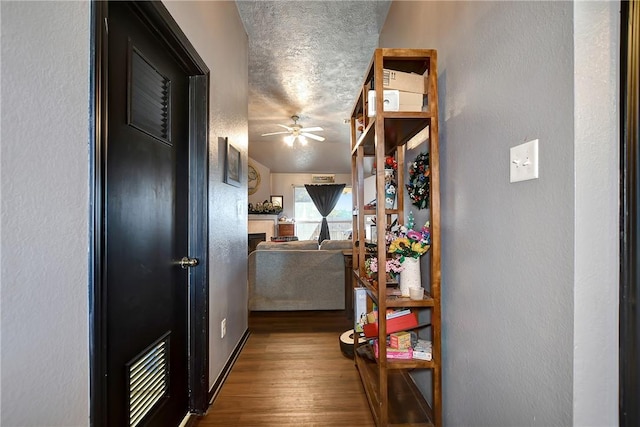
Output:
[{"xmin": 363, "ymin": 312, "xmax": 418, "ymax": 338}]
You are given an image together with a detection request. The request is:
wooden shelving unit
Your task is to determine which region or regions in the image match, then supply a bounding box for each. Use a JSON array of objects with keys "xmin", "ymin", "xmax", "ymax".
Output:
[{"xmin": 350, "ymin": 48, "xmax": 441, "ymax": 427}]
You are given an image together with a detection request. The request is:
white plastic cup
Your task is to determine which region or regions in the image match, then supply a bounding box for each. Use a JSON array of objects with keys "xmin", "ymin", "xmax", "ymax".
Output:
[{"xmin": 409, "ymin": 287, "xmax": 424, "ymax": 300}]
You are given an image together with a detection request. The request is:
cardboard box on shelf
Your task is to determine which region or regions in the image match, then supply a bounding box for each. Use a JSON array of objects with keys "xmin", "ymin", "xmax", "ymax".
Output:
[
  {"xmin": 383, "ymin": 68, "xmax": 427, "ymax": 94},
  {"xmin": 363, "ymin": 312, "xmax": 418, "ymax": 338},
  {"xmin": 367, "ymin": 310, "xmax": 378, "ymax": 324},
  {"xmin": 390, "ymin": 331, "xmax": 412, "ymax": 349},
  {"xmin": 367, "ymin": 90, "xmax": 424, "ymax": 116}
]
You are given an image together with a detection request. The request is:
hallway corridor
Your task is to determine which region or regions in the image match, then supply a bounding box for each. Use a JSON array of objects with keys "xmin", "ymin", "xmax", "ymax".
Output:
[{"xmin": 195, "ymin": 311, "xmax": 375, "ymax": 426}]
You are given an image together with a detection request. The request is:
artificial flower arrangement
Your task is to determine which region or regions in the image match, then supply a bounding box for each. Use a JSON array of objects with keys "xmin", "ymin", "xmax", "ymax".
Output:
[
  {"xmin": 387, "ymin": 212, "xmax": 431, "ymax": 263},
  {"xmin": 364, "ymin": 212, "xmax": 431, "ymax": 285},
  {"xmin": 364, "ymin": 256, "xmax": 404, "ymax": 280},
  {"xmin": 384, "ymin": 155, "xmax": 398, "ymax": 171}
]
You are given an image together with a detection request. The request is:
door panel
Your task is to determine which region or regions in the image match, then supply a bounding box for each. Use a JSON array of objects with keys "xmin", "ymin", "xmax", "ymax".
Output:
[{"xmin": 106, "ymin": 2, "xmax": 189, "ymax": 425}]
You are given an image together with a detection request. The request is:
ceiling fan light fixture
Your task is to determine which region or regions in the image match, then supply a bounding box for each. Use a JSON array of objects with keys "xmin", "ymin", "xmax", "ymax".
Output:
[
  {"xmin": 284, "ymin": 135, "xmax": 295, "ymax": 146},
  {"xmin": 263, "ymin": 114, "xmax": 324, "ymax": 146}
]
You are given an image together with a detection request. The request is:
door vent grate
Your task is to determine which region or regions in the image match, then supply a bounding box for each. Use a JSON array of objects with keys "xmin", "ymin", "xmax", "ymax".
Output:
[
  {"xmin": 127, "ymin": 332, "xmax": 170, "ymax": 427},
  {"xmin": 129, "ymin": 47, "xmax": 171, "ymax": 144}
]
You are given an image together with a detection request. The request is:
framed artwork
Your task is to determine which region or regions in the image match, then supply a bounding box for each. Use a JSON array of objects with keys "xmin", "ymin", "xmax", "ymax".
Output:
[
  {"xmin": 270, "ymin": 195, "xmax": 283, "ymax": 208},
  {"xmin": 224, "ymin": 137, "xmax": 241, "ymax": 187},
  {"xmin": 311, "ymin": 174, "xmax": 335, "ymax": 184}
]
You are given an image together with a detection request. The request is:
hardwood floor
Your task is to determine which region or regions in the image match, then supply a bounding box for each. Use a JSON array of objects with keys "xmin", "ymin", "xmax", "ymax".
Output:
[{"xmin": 194, "ymin": 311, "xmax": 375, "ymax": 426}]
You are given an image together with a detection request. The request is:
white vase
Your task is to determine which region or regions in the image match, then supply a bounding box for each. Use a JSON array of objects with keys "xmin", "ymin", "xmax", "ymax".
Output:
[{"xmin": 400, "ymin": 257, "xmax": 421, "ymax": 297}]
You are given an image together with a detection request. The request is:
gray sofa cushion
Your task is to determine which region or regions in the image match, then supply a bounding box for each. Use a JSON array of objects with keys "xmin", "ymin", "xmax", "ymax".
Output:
[
  {"xmin": 319, "ymin": 239, "xmax": 352, "ymax": 251},
  {"xmin": 256, "ymin": 240, "xmax": 319, "ymax": 251}
]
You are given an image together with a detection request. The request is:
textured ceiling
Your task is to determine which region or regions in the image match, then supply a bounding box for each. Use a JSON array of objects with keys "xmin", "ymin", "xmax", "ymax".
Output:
[{"xmin": 237, "ymin": 0, "xmax": 390, "ymax": 173}]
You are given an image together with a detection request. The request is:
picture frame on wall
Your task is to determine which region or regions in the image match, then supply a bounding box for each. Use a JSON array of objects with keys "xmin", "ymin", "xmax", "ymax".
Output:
[
  {"xmin": 311, "ymin": 174, "xmax": 335, "ymax": 184},
  {"xmin": 224, "ymin": 137, "xmax": 241, "ymax": 187},
  {"xmin": 270, "ymin": 195, "xmax": 283, "ymax": 208}
]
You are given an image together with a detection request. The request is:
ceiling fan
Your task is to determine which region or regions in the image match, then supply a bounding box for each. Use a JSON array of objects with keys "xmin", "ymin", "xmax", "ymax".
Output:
[{"xmin": 261, "ymin": 115, "xmax": 325, "ymax": 146}]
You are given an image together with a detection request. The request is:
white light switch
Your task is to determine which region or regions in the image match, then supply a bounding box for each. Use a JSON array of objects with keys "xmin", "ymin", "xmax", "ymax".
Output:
[{"xmin": 510, "ymin": 139, "xmax": 539, "ymax": 183}]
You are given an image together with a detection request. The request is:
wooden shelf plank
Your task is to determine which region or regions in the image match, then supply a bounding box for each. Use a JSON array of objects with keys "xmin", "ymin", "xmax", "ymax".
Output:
[
  {"xmin": 355, "ymin": 341, "xmax": 436, "ymax": 369},
  {"xmin": 353, "ymin": 116, "xmax": 433, "ymax": 157},
  {"xmin": 387, "ymin": 359, "xmax": 436, "ymax": 370},
  {"xmin": 353, "ymin": 274, "xmax": 436, "ymax": 308},
  {"xmin": 386, "ymin": 295, "xmax": 436, "ymax": 308}
]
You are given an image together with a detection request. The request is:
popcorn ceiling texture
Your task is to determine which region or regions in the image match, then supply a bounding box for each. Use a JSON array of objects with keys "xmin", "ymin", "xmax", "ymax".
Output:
[{"xmin": 237, "ymin": 1, "xmax": 390, "ymax": 173}]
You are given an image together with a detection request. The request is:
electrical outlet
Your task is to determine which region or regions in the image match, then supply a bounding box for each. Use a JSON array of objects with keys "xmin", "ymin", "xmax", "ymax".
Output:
[
  {"xmin": 221, "ymin": 318, "xmax": 226, "ymax": 339},
  {"xmin": 510, "ymin": 139, "xmax": 539, "ymax": 183}
]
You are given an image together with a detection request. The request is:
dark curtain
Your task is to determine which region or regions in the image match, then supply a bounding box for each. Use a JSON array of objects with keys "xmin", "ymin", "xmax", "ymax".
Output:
[
  {"xmin": 305, "ymin": 184, "xmax": 346, "ymax": 244},
  {"xmin": 620, "ymin": 1, "xmax": 640, "ymax": 426}
]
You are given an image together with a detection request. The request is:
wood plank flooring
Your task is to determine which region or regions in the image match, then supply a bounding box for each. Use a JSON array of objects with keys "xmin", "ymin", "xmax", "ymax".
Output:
[{"xmin": 194, "ymin": 311, "xmax": 375, "ymax": 426}]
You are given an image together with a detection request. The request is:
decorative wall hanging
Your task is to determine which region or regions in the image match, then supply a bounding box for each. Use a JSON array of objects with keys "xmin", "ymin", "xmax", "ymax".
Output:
[
  {"xmin": 406, "ymin": 152, "xmax": 430, "ymax": 210},
  {"xmin": 248, "ymin": 162, "xmax": 261, "ymax": 195},
  {"xmin": 224, "ymin": 137, "xmax": 241, "ymax": 187}
]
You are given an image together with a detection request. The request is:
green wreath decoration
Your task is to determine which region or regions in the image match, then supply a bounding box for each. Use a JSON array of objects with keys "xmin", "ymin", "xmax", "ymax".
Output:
[{"xmin": 405, "ymin": 152, "xmax": 430, "ymax": 210}]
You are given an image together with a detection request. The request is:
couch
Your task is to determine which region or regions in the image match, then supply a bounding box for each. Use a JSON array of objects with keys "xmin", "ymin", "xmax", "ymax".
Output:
[{"xmin": 248, "ymin": 239, "xmax": 352, "ymax": 311}]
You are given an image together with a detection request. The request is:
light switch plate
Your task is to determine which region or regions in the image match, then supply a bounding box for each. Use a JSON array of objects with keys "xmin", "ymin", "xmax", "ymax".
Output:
[{"xmin": 510, "ymin": 139, "xmax": 539, "ymax": 183}]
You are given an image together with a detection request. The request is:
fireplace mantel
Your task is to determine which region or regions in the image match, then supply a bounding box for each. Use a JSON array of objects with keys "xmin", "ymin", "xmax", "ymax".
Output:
[{"xmin": 248, "ymin": 215, "xmax": 278, "ymax": 241}]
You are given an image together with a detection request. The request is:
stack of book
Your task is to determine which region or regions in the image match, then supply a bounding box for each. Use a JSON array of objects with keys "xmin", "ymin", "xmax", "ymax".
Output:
[{"xmin": 374, "ymin": 340, "xmax": 413, "ymax": 360}]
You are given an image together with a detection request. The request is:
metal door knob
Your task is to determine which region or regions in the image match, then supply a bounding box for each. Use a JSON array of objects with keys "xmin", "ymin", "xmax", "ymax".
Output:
[{"xmin": 179, "ymin": 257, "xmax": 199, "ymax": 269}]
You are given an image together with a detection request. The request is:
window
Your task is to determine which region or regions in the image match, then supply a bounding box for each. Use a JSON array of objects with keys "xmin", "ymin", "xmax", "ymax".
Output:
[{"xmin": 293, "ymin": 186, "xmax": 352, "ymax": 240}]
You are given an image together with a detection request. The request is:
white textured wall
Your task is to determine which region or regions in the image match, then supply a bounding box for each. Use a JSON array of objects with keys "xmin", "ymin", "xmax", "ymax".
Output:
[
  {"xmin": 379, "ymin": 1, "xmax": 605, "ymax": 425},
  {"xmin": 162, "ymin": 0, "xmax": 249, "ymax": 389},
  {"xmin": 0, "ymin": 1, "xmax": 90, "ymax": 425},
  {"xmin": 573, "ymin": 2, "xmax": 619, "ymax": 426}
]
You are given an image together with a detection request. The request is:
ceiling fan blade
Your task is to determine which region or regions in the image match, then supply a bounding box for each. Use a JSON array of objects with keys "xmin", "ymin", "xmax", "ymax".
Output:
[
  {"xmin": 261, "ymin": 131, "xmax": 289, "ymax": 137},
  {"xmin": 300, "ymin": 126, "xmax": 323, "ymax": 132},
  {"xmin": 276, "ymin": 124, "xmax": 294, "ymax": 131},
  {"xmin": 301, "ymin": 132, "xmax": 325, "ymax": 142}
]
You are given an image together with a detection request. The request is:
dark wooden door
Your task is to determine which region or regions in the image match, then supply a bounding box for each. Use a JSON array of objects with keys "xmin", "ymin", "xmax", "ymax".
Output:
[{"xmin": 105, "ymin": 2, "xmax": 190, "ymax": 425}]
